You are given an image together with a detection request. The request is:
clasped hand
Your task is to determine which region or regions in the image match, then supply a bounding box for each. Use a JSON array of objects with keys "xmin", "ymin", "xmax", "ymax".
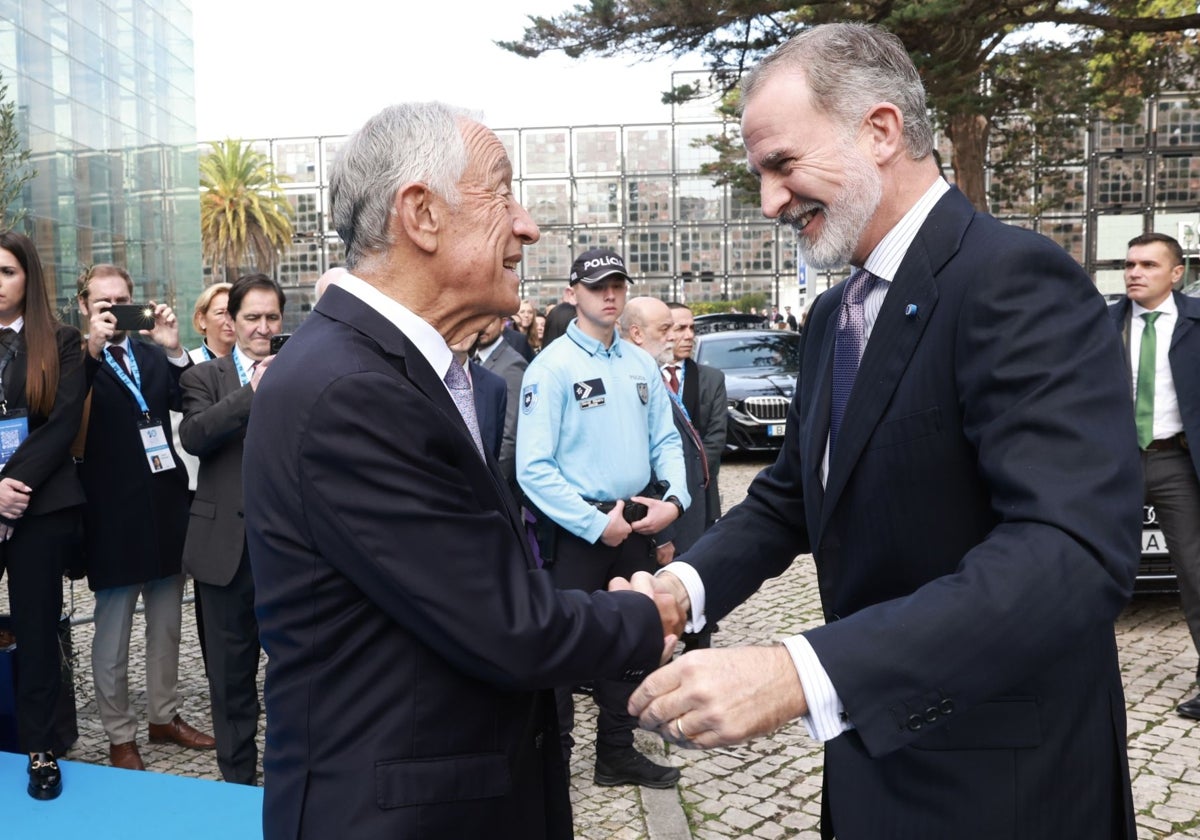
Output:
[
  {"xmin": 608, "ymin": 571, "xmax": 685, "ymax": 665},
  {"xmin": 608, "ymin": 569, "xmax": 809, "ymax": 749}
]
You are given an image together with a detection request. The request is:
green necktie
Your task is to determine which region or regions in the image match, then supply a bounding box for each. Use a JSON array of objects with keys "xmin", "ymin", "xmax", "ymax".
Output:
[{"xmin": 1135, "ymin": 311, "xmax": 1161, "ymax": 449}]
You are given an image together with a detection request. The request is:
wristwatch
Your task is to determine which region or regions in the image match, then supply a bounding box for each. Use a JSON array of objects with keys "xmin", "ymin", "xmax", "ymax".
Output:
[{"xmin": 665, "ymin": 495, "xmax": 685, "ymax": 519}]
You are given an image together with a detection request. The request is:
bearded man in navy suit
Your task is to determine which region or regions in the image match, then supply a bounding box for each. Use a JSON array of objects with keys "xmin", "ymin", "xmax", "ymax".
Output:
[
  {"xmin": 630, "ymin": 23, "xmax": 1141, "ymax": 840},
  {"xmin": 243, "ymin": 102, "xmax": 682, "ymax": 840}
]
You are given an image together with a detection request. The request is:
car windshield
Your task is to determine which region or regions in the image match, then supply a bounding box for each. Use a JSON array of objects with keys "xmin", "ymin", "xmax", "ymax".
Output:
[{"xmin": 698, "ymin": 332, "xmax": 800, "ymax": 373}]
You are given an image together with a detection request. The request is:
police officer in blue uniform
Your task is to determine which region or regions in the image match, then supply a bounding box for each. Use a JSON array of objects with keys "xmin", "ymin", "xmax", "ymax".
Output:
[{"xmin": 517, "ymin": 248, "xmax": 689, "ymax": 788}]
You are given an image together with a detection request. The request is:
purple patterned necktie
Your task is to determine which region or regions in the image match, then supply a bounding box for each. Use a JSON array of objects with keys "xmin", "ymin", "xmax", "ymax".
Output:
[
  {"xmin": 830, "ymin": 268, "xmax": 879, "ymax": 454},
  {"xmin": 443, "ymin": 360, "xmax": 486, "ymax": 459}
]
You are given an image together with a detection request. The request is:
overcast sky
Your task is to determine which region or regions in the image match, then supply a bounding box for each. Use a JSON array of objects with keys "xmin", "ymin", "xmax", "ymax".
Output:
[{"xmin": 191, "ymin": 0, "xmax": 700, "ymax": 140}]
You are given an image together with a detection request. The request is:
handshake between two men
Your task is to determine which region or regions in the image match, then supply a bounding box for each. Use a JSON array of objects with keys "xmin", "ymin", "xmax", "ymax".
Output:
[{"xmin": 609, "ymin": 571, "xmax": 810, "ymax": 751}]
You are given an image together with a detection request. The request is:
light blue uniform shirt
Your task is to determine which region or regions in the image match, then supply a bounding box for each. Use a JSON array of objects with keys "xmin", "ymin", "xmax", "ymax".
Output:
[{"xmin": 516, "ymin": 319, "xmax": 690, "ymax": 544}]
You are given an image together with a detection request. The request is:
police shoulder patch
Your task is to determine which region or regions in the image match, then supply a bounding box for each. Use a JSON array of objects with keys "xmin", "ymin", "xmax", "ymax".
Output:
[{"xmin": 521, "ymin": 383, "xmax": 538, "ymax": 414}]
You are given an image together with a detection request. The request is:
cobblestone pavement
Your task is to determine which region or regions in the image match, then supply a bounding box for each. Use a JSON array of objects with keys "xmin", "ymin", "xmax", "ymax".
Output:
[{"xmin": 2, "ymin": 451, "xmax": 1198, "ymax": 838}]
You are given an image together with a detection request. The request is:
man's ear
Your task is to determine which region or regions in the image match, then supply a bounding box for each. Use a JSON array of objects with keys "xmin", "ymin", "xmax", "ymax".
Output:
[
  {"xmin": 394, "ymin": 182, "xmax": 441, "ymax": 253},
  {"xmin": 861, "ymin": 101, "xmax": 905, "ymax": 164}
]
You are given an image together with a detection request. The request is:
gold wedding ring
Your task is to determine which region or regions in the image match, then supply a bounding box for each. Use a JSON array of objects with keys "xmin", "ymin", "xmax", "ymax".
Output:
[{"xmin": 673, "ymin": 717, "xmax": 691, "ymax": 741}]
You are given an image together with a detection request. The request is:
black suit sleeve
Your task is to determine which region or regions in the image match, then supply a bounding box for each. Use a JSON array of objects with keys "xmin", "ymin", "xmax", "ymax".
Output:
[
  {"xmin": 3, "ymin": 325, "xmax": 86, "ymax": 491},
  {"xmin": 297, "ymin": 370, "xmax": 663, "ymax": 690}
]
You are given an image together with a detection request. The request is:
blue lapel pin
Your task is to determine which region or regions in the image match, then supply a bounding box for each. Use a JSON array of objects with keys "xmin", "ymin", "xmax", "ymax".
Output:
[{"xmin": 904, "ymin": 304, "xmax": 918, "ymax": 318}]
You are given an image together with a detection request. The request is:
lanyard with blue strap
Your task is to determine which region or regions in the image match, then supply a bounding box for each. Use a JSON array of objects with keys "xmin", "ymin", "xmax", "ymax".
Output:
[
  {"xmin": 231, "ymin": 351, "xmax": 254, "ymax": 387},
  {"xmin": 104, "ymin": 343, "xmax": 178, "ymax": 473},
  {"xmin": 665, "ymin": 363, "xmax": 694, "ymax": 424},
  {"xmin": 0, "ymin": 335, "xmax": 28, "ymax": 469}
]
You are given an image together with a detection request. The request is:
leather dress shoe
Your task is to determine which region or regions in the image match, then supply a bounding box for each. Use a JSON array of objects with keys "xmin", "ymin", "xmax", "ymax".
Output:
[
  {"xmin": 149, "ymin": 714, "xmax": 216, "ymax": 750},
  {"xmin": 27, "ymin": 752, "xmax": 62, "ymax": 800},
  {"xmin": 594, "ymin": 747, "xmax": 681, "ymax": 789},
  {"xmin": 109, "ymin": 741, "xmax": 146, "ymax": 771},
  {"xmin": 1177, "ymin": 694, "xmax": 1200, "ymax": 720}
]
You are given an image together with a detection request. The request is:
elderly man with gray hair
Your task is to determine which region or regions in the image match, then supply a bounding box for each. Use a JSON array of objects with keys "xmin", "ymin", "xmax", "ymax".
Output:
[{"xmin": 242, "ymin": 102, "xmax": 683, "ymax": 840}]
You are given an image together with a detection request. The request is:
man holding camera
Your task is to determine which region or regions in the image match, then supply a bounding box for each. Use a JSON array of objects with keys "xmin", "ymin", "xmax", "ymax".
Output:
[
  {"xmin": 77, "ymin": 264, "xmax": 215, "ymax": 771},
  {"xmin": 179, "ymin": 273, "xmax": 285, "ymax": 784},
  {"xmin": 516, "ymin": 248, "xmax": 689, "ymax": 788}
]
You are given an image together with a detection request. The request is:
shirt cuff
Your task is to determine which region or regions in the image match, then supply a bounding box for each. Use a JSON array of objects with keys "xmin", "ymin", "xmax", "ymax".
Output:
[
  {"xmin": 782, "ymin": 634, "xmax": 853, "ymax": 742},
  {"xmin": 166, "ymin": 350, "xmax": 189, "ymax": 367},
  {"xmin": 657, "ymin": 561, "xmax": 706, "ymax": 633}
]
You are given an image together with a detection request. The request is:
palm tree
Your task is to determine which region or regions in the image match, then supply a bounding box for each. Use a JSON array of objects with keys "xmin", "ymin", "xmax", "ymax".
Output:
[{"xmin": 199, "ymin": 139, "xmax": 293, "ymax": 282}]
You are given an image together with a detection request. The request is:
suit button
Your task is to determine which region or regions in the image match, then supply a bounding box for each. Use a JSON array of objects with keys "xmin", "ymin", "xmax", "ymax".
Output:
[
  {"xmin": 924, "ymin": 707, "xmax": 939, "ymax": 723},
  {"xmin": 907, "ymin": 714, "xmax": 923, "ymax": 732},
  {"xmin": 939, "ymin": 699, "xmax": 955, "ymax": 715},
  {"xmin": 236, "ymin": 511, "xmax": 244, "ymax": 519},
  {"xmin": 534, "ymin": 732, "xmax": 544, "ymax": 749}
]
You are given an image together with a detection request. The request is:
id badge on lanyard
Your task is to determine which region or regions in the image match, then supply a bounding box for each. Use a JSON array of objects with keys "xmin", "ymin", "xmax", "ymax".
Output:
[
  {"xmin": 139, "ymin": 417, "xmax": 176, "ymax": 474},
  {"xmin": 105, "ymin": 345, "xmax": 177, "ymax": 474},
  {"xmin": 0, "ymin": 409, "xmax": 28, "ymax": 470}
]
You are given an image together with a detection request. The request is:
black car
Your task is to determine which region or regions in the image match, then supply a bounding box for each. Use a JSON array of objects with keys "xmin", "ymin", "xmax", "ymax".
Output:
[
  {"xmin": 1138, "ymin": 504, "xmax": 1177, "ymax": 594},
  {"xmin": 693, "ymin": 328, "xmax": 800, "ymax": 452}
]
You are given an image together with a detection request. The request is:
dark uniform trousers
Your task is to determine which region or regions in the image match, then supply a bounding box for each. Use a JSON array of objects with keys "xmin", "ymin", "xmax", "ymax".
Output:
[
  {"xmin": 195, "ymin": 545, "xmax": 260, "ymax": 784},
  {"xmin": 1144, "ymin": 446, "xmax": 1200, "ymax": 680},
  {"xmin": 548, "ymin": 527, "xmax": 655, "ymax": 760}
]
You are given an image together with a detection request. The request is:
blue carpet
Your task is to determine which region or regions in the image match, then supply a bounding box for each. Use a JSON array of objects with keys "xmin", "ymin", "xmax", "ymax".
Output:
[{"xmin": 0, "ymin": 750, "xmax": 262, "ymax": 838}]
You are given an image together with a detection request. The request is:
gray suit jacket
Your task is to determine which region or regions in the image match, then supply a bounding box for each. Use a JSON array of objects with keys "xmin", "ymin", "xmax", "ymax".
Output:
[
  {"xmin": 479, "ymin": 337, "xmax": 529, "ymax": 482},
  {"xmin": 179, "ymin": 354, "xmax": 254, "ymax": 586}
]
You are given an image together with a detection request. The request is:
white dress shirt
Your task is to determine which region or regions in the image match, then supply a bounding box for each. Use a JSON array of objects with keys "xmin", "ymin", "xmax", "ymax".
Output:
[{"xmin": 1130, "ymin": 296, "xmax": 1184, "ymax": 441}]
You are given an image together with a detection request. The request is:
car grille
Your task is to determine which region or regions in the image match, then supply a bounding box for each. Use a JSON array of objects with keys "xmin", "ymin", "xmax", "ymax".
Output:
[{"xmin": 743, "ymin": 396, "xmax": 790, "ymax": 422}]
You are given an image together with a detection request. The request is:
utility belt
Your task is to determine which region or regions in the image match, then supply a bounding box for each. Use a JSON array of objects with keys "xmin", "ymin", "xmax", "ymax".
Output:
[
  {"xmin": 1143, "ymin": 433, "xmax": 1189, "ymax": 452},
  {"xmin": 583, "ymin": 479, "xmax": 669, "ymax": 524}
]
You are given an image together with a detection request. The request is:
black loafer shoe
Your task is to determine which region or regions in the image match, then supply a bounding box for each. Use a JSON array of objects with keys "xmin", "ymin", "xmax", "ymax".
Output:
[
  {"xmin": 27, "ymin": 752, "xmax": 62, "ymax": 801},
  {"xmin": 1177, "ymin": 694, "xmax": 1200, "ymax": 720},
  {"xmin": 594, "ymin": 748, "xmax": 681, "ymax": 789}
]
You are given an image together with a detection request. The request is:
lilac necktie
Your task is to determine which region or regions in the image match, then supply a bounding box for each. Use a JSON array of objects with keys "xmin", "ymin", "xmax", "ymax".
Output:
[
  {"xmin": 830, "ymin": 268, "xmax": 879, "ymax": 454},
  {"xmin": 443, "ymin": 360, "xmax": 485, "ymax": 459}
]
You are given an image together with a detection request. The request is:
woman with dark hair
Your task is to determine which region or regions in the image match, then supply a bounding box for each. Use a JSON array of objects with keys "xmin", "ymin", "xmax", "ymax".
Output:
[{"xmin": 0, "ymin": 231, "xmax": 86, "ymax": 800}]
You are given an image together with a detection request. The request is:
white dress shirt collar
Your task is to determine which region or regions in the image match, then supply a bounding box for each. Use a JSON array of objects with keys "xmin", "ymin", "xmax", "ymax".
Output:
[{"xmin": 334, "ymin": 272, "xmax": 455, "ymax": 382}]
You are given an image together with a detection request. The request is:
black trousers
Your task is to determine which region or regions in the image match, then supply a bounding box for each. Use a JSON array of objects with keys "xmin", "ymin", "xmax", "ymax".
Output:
[
  {"xmin": 0, "ymin": 506, "xmax": 80, "ymax": 754},
  {"xmin": 548, "ymin": 527, "xmax": 655, "ymax": 760},
  {"xmin": 1143, "ymin": 448, "xmax": 1200, "ymax": 681},
  {"xmin": 196, "ymin": 547, "xmax": 261, "ymax": 785}
]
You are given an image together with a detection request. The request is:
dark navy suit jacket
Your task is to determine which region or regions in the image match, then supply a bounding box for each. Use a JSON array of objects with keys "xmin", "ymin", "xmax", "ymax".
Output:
[
  {"xmin": 470, "ymin": 359, "xmax": 506, "ymax": 461},
  {"xmin": 244, "ymin": 286, "xmax": 663, "ymax": 840},
  {"xmin": 80, "ymin": 338, "xmax": 190, "ymax": 591},
  {"xmin": 673, "ymin": 187, "xmax": 1141, "ymax": 839}
]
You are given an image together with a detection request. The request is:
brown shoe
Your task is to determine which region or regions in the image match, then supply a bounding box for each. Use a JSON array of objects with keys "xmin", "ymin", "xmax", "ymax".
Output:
[
  {"xmin": 109, "ymin": 741, "xmax": 146, "ymax": 771},
  {"xmin": 148, "ymin": 714, "xmax": 216, "ymax": 750}
]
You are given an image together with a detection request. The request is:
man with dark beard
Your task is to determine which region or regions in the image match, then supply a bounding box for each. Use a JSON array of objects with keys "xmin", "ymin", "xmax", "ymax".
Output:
[{"xmin": 628, "ymin": 22, "xmax": 1141, "ymax": 840}]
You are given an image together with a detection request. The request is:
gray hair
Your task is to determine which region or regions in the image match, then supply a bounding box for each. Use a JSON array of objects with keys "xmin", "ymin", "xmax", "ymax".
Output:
[
  {"xmin": 741, "ymin": 23, "xmax": 934, "ymax": 160},
  {"xmin": 330, "ymin": 102, "xmax": 475, "ymax": 269}
]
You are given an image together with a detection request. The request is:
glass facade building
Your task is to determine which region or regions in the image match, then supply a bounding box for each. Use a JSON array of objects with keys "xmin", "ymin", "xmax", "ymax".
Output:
[
  {"xmin": 226, "ymin": 73, "xmax": 1199, "ymax": 328},
  {"xmin": 0, "ymin": 0, "xmax": 201, "ymax": 335}
]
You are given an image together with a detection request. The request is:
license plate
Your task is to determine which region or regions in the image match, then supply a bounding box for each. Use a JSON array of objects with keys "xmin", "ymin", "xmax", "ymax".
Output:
[
  {"xmin": 767, "ymin": 424, "xmax": 786, "ymax": 437},
  {"xmin": 1142, "ymin": 529, "xmax": 1169, "ymax": 555}
]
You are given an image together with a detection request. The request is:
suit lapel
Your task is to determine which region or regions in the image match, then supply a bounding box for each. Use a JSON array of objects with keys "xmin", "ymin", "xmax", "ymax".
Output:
[
  {"xmin": 681, "ymin": 359, "xmax": 700, "ymax": 421},
  {"xmin": 316, "ymin": 287, "xmax": 536, "ymax": 567},
  {"xmin": 818, "ymin": 190, "xmax": 965, "ymax": 534},
  {"xmin": 1170, "ymin": 291, "xmax": 1197, "ymax": 351}
]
